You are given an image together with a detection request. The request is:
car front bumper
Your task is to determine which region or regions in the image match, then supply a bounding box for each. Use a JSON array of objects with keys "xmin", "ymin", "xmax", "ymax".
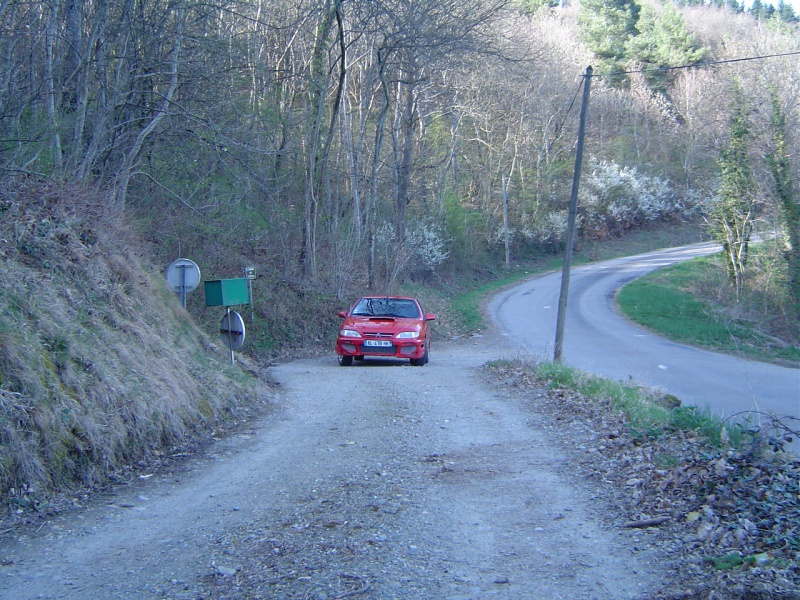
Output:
[{"xmin": 336, "ymin": 339, "xmax": 426, "ymax": 359}]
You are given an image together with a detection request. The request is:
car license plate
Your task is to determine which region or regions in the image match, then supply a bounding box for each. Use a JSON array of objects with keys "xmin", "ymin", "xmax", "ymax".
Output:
[{"xmin": 364, "ymin": 340, "xmax": 392, "ymax": 347}]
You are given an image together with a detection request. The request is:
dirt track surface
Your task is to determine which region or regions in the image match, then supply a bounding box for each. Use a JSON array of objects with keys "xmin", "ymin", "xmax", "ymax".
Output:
[{"xmin": 0, "ymin": 335, "xmax": 672, "ymax": 599}]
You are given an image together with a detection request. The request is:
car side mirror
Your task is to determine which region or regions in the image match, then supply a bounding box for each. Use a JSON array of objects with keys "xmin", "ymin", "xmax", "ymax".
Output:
[
  {"xmin": 338, "ymin": 311, "xmax": 347, "ymax": 318},
  {"xmin": 424, "ymin": 313, "xmax": 436, "ymax": 321}
]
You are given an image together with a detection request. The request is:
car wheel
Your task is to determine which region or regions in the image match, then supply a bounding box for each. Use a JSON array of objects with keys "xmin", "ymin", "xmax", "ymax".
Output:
[
  {"xmin": 410, "ymin": 346, "xmax": 428, "ymax": 367},
  {"xmin": 338, "ymin": 355, "xmax": 353, "ymax": 366}
]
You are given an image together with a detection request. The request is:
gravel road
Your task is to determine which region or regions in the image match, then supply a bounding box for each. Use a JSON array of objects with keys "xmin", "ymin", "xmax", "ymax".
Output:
[{"xmin": 0, "ymin": 333, "xmax": 675, "ymax": 599}]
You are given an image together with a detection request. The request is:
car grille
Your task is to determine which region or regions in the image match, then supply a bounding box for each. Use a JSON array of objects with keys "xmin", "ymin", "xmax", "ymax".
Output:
[
  {"xmin": 363, "ymin": 332, "xmax": 393, "ymax": 339},
  {"xmin": 364, "ymin": 345, "xmax": 396, "ymax": 355}
]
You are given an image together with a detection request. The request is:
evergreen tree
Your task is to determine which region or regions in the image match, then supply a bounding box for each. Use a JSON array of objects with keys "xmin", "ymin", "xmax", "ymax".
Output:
[
  {"xmin": 747, "ymin": 0, "xmax": 775, "ymax": 20},
  {"xmin": 776, "ymin": 0, "xmax": 799, "ymax": 22},
  {"xmin": 625, "ymin": 2, "xmax": 708, "ymax": 93},
  {"xmin": 579, "ymin": 0, "xmax": 641, "ymax": 85}
]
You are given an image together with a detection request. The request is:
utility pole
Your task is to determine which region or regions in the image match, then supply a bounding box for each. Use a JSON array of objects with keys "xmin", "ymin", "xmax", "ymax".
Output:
[
  {"xmin": 502, "ymin": 173, "xmax": 511, "ymax": 269},
  {"xmin": 554, "ymin": 66, "xmax": 593, "ymax": 362}
]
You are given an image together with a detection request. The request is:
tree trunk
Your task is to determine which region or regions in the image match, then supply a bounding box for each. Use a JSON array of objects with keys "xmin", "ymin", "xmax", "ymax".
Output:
[
  {"xmin": 114, "ymin": 1, "xmax": 184, "ymax": 208},
  {"xmin": 45, "ymin": 0, "xmax": 63, "ymax": 173},
  {"xmin": 395, "ymin": 65, "xmax": 415, "ymax": 246},
  {"xmin": 368, "ymin": 52, "xmax": 390, "ymax": 290}
]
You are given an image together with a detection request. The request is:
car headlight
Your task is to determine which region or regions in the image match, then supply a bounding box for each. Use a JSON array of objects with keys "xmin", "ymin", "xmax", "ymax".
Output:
[
  {"xmin": 339, "ymin": 329, "xmax": 362, "ymax": 338},
  {"xmin": 395, "ymin": 331, "xmax": 420, "ymax": 339}
]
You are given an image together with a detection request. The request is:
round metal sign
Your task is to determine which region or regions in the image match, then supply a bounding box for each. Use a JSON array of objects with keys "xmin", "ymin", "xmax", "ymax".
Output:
[
  {"xmin": 220, "ymin": 310, "xmax": 246, "ymax": 351},
  {"xmin": 165, "ymin": 258, "xmax": 201, "ymax": 293}
]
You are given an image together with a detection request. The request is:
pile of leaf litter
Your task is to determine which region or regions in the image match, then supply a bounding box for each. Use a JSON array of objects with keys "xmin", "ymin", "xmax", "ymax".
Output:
[{"xmin": 485, "ymin": 362, "xmax": 800, "ymax": 600}]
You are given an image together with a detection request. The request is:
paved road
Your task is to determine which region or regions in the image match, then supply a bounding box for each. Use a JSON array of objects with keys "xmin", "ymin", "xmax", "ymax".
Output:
[{"xmin": 488, "ymin": 243, "xmax": 800, "ymax": 449}]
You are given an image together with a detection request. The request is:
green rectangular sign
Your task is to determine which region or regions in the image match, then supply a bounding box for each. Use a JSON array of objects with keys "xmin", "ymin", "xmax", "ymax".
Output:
[{"xmin": 204, "ymin": 278, "xmax": 250, "ymax": 307}]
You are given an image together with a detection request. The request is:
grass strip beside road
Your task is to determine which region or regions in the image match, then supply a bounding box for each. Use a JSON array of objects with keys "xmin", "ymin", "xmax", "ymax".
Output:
[
  {"xmin": 617, "ymin": 256, "xmax": 800, "ymax": 365},
  {"xmin": 502, "ymin": 358, "xmax": 739, "ymax": 447},
  {"xmin": 451, "ymin": 260, "xmax": 562, "ymax": 332}
]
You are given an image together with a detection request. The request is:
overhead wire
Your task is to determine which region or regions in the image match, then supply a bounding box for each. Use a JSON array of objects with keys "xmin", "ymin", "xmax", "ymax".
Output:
[
  {"xmin": 548, "ymin": 49, "xmax": 800, "ymax": 143},
  {"xmin": 601, "ymin": 49, "xmax": 800, "ymax": 78},
  {"xmin": 548, "ymin": 75, "xmax": 588, "ymax": 148}
]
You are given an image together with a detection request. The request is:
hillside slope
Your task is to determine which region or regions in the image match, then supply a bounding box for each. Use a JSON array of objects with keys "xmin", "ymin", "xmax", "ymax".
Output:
[{"xmin": 0, "ymin": 182, "xmax": 273, "ymax": 501}]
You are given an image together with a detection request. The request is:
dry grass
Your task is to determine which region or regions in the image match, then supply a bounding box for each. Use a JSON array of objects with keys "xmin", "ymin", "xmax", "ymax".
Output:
[{"xmin": 0, "ymin": 180, "xmax": 273, "ymax": 498}]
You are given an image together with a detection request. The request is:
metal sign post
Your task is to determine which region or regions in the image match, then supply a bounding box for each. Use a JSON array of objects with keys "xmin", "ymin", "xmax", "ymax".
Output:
[
  {"xmin": 220, "ymin": 308, "xmax": 246, "ymax": 364},
  {"xmin": 244, "ymin": 266, "xmax": 256, "ymax": 322},
  {"xmin": 205, "ymin": 277, "xmax": 249, "ymax": 364},
  {"xmin": 165, "ymin": 258, "xmax": 201, "ymax": 308}
]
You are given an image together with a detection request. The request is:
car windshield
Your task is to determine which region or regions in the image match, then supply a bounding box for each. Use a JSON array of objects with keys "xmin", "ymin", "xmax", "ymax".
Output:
[{"xmin": 351, "ymin": 298, "xmax": 420, "ymax": 319}]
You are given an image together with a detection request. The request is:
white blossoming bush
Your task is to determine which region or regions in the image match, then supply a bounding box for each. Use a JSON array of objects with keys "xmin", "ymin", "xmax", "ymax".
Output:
[
  {"xmin": 579, "ymin": 159, "xmax": 696, "ymax": 239},
  {"xmin": 494, "ymin": 210, "xmax": 574, "ymax": 252},
  {"xmin": 534, "ymin": 210, "xmax": 570, "ymax": 246},
  {"xmin": 373, "ymin": 219, "xmax": 450, "ymax": 279},
  {"xmin": 406, "ymin": 219, "xmax": 450, "ymax": 272}
]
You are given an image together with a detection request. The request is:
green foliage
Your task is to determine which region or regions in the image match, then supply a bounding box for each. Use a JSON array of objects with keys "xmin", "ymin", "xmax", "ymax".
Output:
[
  {"xmin": 775, "ymin": 0, "xmax": 799, "ymax": 21},
  {"xmin": 441, "ymin": 192, "xmax": 490, "ymax": 265},
  {"xmin": 710, "ymin": 552, "xmax": 746, "ymax": 571},
  {"xmin": 618, "ymin": 254, "xmax": 800, "ymax": 363},
  {"xmin": 767, "ymin": 92, "xmax": 800, "ymax": 316},
  {"xmin": 579, "ymin": 0, "xmax": 641, "ymax": 62},
  {"xmin": 707, "ymin": 551, "xmax": 775, "ymax": 571},
  {"xmin": 750, "ymin": 0, "xmax": 799, "ymax": 22},
  {"xmin": 667, "ymin": 405, "xmax": 741, "ymax": 447},
  {"xmin": 515, "ymin": 0, "xmax": 560, "ymax": 14},
  {"xmin": 625, "ymin": 2, "xmax": 708, "ymax": 93},
  {"xmin": 580, "ymin": 0, "xmax": 709, "ymax": 92},
  {"xmin": 749, "ymin": 0, "xmax": 776, "ymax": 19},
  {"xmin": 709, "ymin": 90, "xmax": 758, "ymax": 296}
]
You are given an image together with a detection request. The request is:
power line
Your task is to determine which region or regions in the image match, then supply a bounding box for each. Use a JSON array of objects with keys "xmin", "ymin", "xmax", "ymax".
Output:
[
  {"xmin": 549, "ymin": 76, "xmax": 586, "ymax": 146},
  {"xmin": 599, "ymin": 49, "xmax": 800, "ymax": 78},
  {"xmin": 551, "ymin": 49, "xmax": 799, "ymax": 136}
]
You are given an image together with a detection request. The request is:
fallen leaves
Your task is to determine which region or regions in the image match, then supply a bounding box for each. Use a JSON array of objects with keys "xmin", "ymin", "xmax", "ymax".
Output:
[{"xmin": 484, "ymin": 361, "xmax": 800, "ymax": 599}]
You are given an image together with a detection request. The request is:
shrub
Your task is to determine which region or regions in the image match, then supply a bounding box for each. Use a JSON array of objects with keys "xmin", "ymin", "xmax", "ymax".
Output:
[{"xmin": 579, "ymin": 158, "xmax": 698, "ymax": 239}]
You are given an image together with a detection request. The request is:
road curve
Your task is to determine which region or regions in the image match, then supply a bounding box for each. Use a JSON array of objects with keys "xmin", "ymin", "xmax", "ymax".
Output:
[{"xmin": 488, "ymin": 243, "xmax": 800, "ymax": 444}]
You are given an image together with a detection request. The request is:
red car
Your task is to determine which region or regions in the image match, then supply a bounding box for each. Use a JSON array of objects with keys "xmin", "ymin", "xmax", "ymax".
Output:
[{"xmin": 336, "ymin": 296, "xmax": 435, "ymax": 366}]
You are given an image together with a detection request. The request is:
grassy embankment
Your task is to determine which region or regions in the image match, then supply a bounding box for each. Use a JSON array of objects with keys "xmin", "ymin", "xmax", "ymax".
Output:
[
  {"xmin": 0, "ymin": 184, "xmax": 273, "ymax": 502},
  {"xmin": 617, "ymin": 249, "xmax": 800, "ymax": 365}
]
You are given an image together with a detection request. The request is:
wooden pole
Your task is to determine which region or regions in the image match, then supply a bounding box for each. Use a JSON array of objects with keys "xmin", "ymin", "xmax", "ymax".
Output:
[
  {"xmin": 554, "ymin": 66, "xmax": 593, "ymax": 362},
  {"xmin": 503, "ymin": 174, "xmax": 511, "ymax": 269}
]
